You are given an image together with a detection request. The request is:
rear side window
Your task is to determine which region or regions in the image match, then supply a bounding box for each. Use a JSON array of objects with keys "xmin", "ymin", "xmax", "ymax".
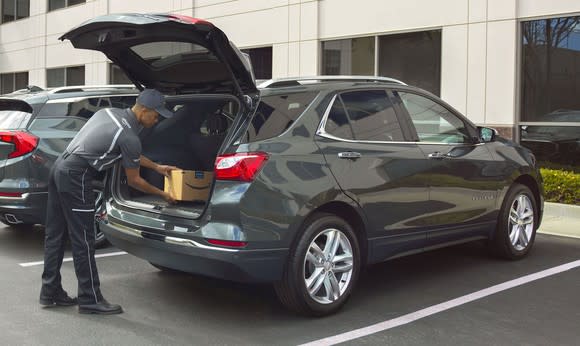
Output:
[
  {"xmin": 325, "ymin": 98, "xmax": 354, "ymax": 140},
  {"xmin": 37, "ymin": 96, "xmax": 137, "ymax": 119},
  {"xmin": 243, "ymin": 92, "xmax": 318, "ymax": 142},
  {"xmin": 0, "ymin": 111, "xmax": 31, "ymax": 130},
  {"xmin": 325, "ymin": 90, "xmax": 404, "ymax": 142},
  {"xmin": 29, "ymin": 117, "xmax": 86, "ymax": 133}
]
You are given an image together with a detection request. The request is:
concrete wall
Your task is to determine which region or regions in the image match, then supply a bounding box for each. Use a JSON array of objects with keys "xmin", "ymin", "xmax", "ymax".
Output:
[{"xmin": 1, "ymin": 0, "xmax": 579, "ymax": 129}]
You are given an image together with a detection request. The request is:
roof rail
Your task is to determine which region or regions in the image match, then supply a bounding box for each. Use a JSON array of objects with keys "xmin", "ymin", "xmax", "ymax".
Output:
[
  {"xmin": 258, "ymin": 75, "xmax": 406, "ymax": 88},
  {"xmin": 48, "ymin": 84, "xmax": 137, "ymax": 94}
]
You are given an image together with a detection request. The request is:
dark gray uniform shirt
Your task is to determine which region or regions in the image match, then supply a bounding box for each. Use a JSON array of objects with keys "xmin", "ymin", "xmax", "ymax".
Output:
[{"xmin": 66, "ymin": 108, "xmax": 143, "ymax": 171}]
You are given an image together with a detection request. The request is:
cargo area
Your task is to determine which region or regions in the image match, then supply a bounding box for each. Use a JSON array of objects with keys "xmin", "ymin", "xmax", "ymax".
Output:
[{"xmin": 113, "ymin": 96, "xmax": 239, "ymax": 218}]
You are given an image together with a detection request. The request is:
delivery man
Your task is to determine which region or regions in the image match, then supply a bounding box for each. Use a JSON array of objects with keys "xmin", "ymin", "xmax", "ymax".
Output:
[{"xmin": 39, "ymin": 89, "xmax": 178, "ymax": 314}]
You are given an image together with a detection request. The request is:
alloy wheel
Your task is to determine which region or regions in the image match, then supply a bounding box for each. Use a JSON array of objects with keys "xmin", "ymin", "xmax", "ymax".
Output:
[
  {"xmin": 508, "ymin": 194, "xmax": 535, "ymax": 251},
  {"xmin": 303, "ymin": 228, "xmax": 354, "ymax": 304},
  {"xmin": 94, "ymin": 188, "xmax": 105, "ymax": 242}
]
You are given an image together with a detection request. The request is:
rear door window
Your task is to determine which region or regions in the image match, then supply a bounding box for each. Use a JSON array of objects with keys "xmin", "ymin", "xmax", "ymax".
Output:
[
  {"xmin": 243, "ymin": 91, "xmax": 318, "ymax": 142},
  {"xmin": 29, "ymin": 117, "xmax": 86, "ymax": 133},
  {"xmin": 28, "ymin": 117, "xmax": 86, "ymax": 155},
  {"xmin": 37, "ymin": 95, "xmax": 137, "ymax": 119},
  {"xmin": 324, "ymin": 90, "xmax": 404, "ymax": 142}
]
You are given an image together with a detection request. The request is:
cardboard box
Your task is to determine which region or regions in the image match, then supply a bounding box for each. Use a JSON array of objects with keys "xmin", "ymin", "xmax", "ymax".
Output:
[{"xmin": 164, "ymin": 170, "xmax": 213, "ymax": 202}]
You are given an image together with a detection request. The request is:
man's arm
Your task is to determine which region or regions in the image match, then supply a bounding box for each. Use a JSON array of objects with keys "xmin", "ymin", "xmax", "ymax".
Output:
[
  {"xmin": 139, "ymin": 155, "xmax": 178, "ymax": 177},
  {"xmin": 124, "ymin": 167, "xmax": 176, "ymax": 203}
]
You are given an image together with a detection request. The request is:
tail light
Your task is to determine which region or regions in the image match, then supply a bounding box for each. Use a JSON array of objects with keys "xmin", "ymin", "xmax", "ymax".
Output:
[
  {"xmin": 0, "ymin": 131, "xmax": 39, "ymax": 159},
  {"xmin": 0, "ymin": 192, "xmax": 23, "ymax": 197},
  {"xmin": 214, "ymin": 152, "xmax": 269, "ymax": 182}
]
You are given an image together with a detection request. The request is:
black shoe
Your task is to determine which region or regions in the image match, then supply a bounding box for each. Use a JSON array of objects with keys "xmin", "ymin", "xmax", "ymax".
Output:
[
  {"xmin": 78, "ymin": 299, "xmax": 123, "ymax": 315},
  {"xmin": 39, "ymin": 290, "xmax": 78, "ymax": 307}
]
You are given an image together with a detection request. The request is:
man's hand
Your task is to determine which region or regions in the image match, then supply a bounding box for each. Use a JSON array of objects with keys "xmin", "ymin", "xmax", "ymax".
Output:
[
  {"xmin": 156, "ymin": 164, "xmax": 179, "ymax": 177},
  {"xmin": 162, "ymin": 191, "xmax": 177, "ymax": 204}
]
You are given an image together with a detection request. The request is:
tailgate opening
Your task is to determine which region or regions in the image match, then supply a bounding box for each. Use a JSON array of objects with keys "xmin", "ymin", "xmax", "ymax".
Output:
[{"xmin": 112, "ymin": 94, "xmax": 241, "ymax": 219}]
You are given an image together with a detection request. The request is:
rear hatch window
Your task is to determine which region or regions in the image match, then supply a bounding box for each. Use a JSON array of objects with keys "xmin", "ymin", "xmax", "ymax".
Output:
[
  {"xmin": 0, "ymin": 110, "xmax": 31, "ymax": 130},
  {"xmin": 242, "ymin": 91, "xmax": 318, "ymax": 142}
]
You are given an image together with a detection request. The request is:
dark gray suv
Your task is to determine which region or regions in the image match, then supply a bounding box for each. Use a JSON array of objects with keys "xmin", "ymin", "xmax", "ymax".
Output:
[
  {"xmin": 61, "ymin": 13, "xmax": 544, "ymax": 316},
  {"xmin": 0, "ymin": 86, "xmax": 137, "ymax": 247}
]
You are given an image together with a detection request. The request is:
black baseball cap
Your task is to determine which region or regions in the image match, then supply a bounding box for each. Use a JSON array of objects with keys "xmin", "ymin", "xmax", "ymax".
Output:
[{"xmin": 136, "ymin": 89, "xmax": 173, "ymax": 118}]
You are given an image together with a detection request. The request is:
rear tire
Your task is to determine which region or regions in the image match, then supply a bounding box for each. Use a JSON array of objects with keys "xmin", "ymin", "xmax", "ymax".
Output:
[
  {"xmin": 490, "ymin": 183, "xmax": 538, "ymax": 260},
  {"xmin": 274, "ymin": 213, "xmax": 360, "ymax": 316}
]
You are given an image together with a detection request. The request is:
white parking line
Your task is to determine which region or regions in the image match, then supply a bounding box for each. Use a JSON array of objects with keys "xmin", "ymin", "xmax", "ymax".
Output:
[
  {"xmin": 299, "ymin": 259, "xmax": 580, "ymax": 346},
  {"xmin": 19, "ymin": 251, "xmax": 128, "ymax": 267}
]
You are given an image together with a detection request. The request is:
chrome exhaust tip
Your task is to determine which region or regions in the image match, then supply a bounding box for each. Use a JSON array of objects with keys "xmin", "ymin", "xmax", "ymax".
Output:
[{"xmin": 4, "ymin": 214, "xmax": 23, "ymax": 225}]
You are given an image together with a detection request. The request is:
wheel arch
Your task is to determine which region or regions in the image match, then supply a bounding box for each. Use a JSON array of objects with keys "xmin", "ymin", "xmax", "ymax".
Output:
[
  {"xmin": 513, "ymin": 174, "xmax": 543, "ymax": 224},
  {"xmin": 292, "ymin": 201, "xmax": 369, "ymax": 267}
]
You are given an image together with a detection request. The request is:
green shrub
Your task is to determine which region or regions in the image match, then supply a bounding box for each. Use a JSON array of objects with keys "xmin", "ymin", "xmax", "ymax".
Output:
[{"xmin": 540, "ymin": 168, "xmax": 580, "ymax": 205}]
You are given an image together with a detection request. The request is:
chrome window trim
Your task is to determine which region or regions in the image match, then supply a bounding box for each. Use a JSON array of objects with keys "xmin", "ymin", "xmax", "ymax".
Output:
[{"xmin": 316, "ymin": 94, "xmax": 480, "ymax": 146}]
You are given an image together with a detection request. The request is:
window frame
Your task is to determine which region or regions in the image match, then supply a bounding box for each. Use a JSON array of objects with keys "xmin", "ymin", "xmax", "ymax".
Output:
[
  {"xmin": 0, "ymin": 71, "xmax": 29, "ymax": 94},
  {"xmin": 390, "ymin": 88, "xmax": 479, "ymax": 145},
  {"xmin": 241, "ymin": 46, "xmax": 273, "ymax": 80},
  {"xmin": 320, "ymin": 29, "xmax": 443, "ymax": 96},
  {"xmin": 47, "ymin": 0, "xmax": 85, "ymax": 12},
  {"xmin": 1, "ymin": 0, "xmax": 30, "ymax": 24},
  {"xmin": 318, "ymin": 88, "xmax": 415, "ymax": 144},
  {"xmin": 46, "ymin": 65, "xmax": 85, "ymax": 88}
]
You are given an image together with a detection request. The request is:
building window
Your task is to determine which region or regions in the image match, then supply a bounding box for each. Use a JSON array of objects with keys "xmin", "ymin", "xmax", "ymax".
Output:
[
  {"xmin": 1, "ymin": 0, "xmax": 29, "ymax": 23},
  {"xmin": 48, "ymin": 0, "xmax": 85, "ymax": 12},
  {"xmin": 1, "ymin": 71, "xmax": 28, "ymax": 94},
  {"xmin": 379, "ymin": 30, "xmax": 441, "ymax": 96},
  {"xmin": 322, "ymin": 37, "xmax": 375, "ymax": 76},
  {"xmin": 241, "ymin": 47, "xmax": 272, "ymax": 80},
  {"xmin": 321, "ymin": 30, "xmax": 442, "ymax": 96},
  {"xmin": 46, "ymin": 66, "xmax": 85, "ymax": 87},
  {"xmin": 109, "ymin": 63, "xmax": 132, "ymax": 85},
  {"xmin": 520, "ymin": 16, "xmax": 580, "ymax": 170}
]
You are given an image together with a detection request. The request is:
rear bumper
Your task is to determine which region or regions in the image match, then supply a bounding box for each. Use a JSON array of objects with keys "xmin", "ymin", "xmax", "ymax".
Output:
[
  {"xmin": 100, "ymin": 219, "xmax": 289, "ymax": 283},
  {"xmin": 0, "ymin": 192, "xmax": 47, "ymax": 224}
]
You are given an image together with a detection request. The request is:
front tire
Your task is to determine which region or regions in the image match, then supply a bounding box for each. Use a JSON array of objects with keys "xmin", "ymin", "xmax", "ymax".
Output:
[
  {"xmin": 490, "ymin": 184, "xmax": 538, "ymax": 260},
  {"xmin": 274, "ymin": 213, "xmax": 360, "ymax": 316}
]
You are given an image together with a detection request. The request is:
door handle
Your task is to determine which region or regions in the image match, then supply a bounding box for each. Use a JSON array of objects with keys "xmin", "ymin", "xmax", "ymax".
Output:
[
  {"xmin": 428, "ymin": 151, "xmax": 447, "ymax": 159},
  {"xmin": 338, "ymin": 152, "xmax": 362, "ymax": 160}
]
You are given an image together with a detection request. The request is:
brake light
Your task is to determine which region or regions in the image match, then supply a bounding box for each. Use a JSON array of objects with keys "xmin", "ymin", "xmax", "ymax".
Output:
[
  {"xmin": 167, "ymin": 14, "xmax": 213, "ymax": 26},
  {"xmin": 0, "ymin": 192, "xmax": 23, "ymax": 197},
  {"xmin": 214, "ymin": 152, "xmax": 269, "ymax": 182},
  {"xmin": 206, "ymin": 239, "xmax": 248, "ymax": 248},
  {"xmin": 0, "ymin": 131, "xmax": 39, "ymax": 159}
]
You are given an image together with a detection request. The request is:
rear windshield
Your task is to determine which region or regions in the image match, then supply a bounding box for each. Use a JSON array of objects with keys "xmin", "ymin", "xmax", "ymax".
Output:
[
  {"xmin": 242, "ymin": 92, "xmax": 318, "ymax": 142},
  {"xmin": 131, "ymin": 42, "xmax": 214, "ymax": 67},
  {"xmin": 0, "ymin": 111, "xmax": 32, "ymax": 130}
]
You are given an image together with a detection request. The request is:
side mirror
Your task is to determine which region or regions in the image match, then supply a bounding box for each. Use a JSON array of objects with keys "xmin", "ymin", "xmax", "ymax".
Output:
[
  {"xmin": 478, "ymin": 127, "xmax": 497, "ymax": 143},
  {"xmin": 477, "ymin": 127, "xmax": 498, "ymax": 143}
]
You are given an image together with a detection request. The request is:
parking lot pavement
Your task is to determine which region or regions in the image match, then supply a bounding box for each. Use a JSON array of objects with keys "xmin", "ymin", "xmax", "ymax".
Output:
[{"xmin": 1, "ymin": 224, "xmax": 579, "ymax": 345}]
